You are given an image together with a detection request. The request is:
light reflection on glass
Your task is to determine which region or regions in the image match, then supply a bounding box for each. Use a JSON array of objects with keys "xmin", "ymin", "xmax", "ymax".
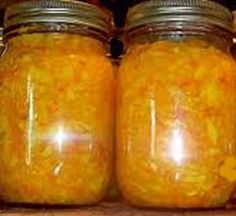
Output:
[
  {"xmin": 169, "ymin": 127, "xmax": 184, "ymax": 165},
  {"xmin": 53, "ymin": 125, "xmax": 67, "ymax": 152},
  {"xmin": 26, "ymin": 74, "xmax": 34, "ymax": 165},
  {"xmin": 150, "ymin": 96, "xmax": 156, "ymax": 158},
  {"xmin": 53, "ymin": 162, "xmax": 63, "ymax": 176},
  {"xmin": 47, "ymin": 124, "xmax": 93, "ymax": 152}
]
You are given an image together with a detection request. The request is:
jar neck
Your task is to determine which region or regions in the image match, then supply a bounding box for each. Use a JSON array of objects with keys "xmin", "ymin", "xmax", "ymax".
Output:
[
  {"xmin": 127, "ymin": 22, "xmax": 233, "ymax": 52},
  {"xmin": 5, "ymin": 22, "xmax": 110, "ymax": 45}
]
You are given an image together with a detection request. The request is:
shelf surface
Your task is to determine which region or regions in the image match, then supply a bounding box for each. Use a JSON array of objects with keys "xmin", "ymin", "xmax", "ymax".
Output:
[{"xmin": 0, "ymin": 202, "xmax": 236, "ymax": 216}]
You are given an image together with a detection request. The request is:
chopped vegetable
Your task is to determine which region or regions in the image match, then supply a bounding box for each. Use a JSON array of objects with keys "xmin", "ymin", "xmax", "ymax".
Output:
[
  {"xmin": 0, "ymin": 33, "xmax": 115, "ymax": 205},
  {"xmin": 117, "ymin": 39, "xmax": 236, "ymax": 208}
]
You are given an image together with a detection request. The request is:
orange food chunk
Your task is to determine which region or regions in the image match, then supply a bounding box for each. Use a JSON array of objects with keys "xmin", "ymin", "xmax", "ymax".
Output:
[
  {"xmin": 117, "ymin": 39, "xmax": 236, "ymax": 208},
  {"xmin": 0, "ymin": 33, "xmax": 115, "ymax": 205}
]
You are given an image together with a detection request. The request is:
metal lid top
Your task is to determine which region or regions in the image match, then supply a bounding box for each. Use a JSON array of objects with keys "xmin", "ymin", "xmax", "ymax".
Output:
[
  {"xmin": 5, "ymin": 0, "xmax": 111, "ymax": 34},
  {"xmin": 127, "ymin": 0, "xmax": 233, "ymax": 31}
]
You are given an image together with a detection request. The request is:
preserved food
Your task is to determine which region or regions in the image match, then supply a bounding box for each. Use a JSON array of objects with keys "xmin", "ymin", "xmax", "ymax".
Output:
[
  {"xmin": 0, "ymin": 0, "xmax": 114, "ymax": 205},
  {"xmin": 117, "ymin": 0, "xmax": 236, "ymax": 208}
]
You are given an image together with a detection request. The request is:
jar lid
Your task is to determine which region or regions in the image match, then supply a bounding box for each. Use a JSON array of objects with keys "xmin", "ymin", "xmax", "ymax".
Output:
[
  {"xmin": 127, "ymin": 0, "xmax": 233, "ymax": 32},
  {"xmin": 5, "ymin": 0, "xmax": 111, "ymax": 35}
]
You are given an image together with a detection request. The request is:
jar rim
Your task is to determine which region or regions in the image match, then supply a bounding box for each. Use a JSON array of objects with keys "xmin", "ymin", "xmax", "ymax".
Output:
[
  {"xmin": 127, "ymin": 0, "xmax": 233, "ymax": 32},
  {"xmin": 5, "ymin": 0, "xmax": 111, "ymax": 36}
]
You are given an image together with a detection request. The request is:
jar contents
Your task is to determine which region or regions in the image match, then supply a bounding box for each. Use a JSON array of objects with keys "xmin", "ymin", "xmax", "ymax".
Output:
[
  {"xmin": 117, "ymin": 39, "xmax": 236, "ymax": 208},
  {"xmin": 0, "ymin": 33, "xmax": 114, "ymax": 204}
]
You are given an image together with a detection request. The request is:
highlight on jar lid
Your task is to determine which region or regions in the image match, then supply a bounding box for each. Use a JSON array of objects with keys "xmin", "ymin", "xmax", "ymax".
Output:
[
  {"xmin": 0, "ymin": 27, "xmax": 3, "ymax": 50},
  {"xmin": 127, "ymin": 0, "xmax": 233, "ymax": 32},
  {"xmin": 4, "ymin": 0, "xmax": 111, "ymax": 37},
  {"xmin": 0, "ymin": 27, "xmax": 3, "ymax": 42}
]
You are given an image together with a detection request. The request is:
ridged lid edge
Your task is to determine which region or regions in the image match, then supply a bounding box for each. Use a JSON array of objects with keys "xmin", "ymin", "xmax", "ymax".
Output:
[
  {"xmin": 128, "ymin": 0, "xmax": 232, "ymax": 31},
  {"xmin": 5, "ymin": 0, "xmax": 111, "ymax": 34}
]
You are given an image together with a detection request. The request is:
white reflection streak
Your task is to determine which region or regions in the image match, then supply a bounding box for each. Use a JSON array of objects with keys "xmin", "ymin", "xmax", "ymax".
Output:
[
  {"xmin": 47, "ymin": 125, "xmax": 93, "ymax": 152},
  {"xmin": 170, "ymin": 128, "xmax": 184, "ymax": 165},
  {"xmin": 54, "ymin": 125, "xmax": 67, "ymax": 153},
  {"xmin": 150, "ymin": 97, "xmax": 156, "ymax": 157},
  {"xmin": 26, "ymin": 75, "xmax": 34, "ymax": 165},
  {"xmin": 54, "ymin": 162, "xmax": 63, "ymax": 176}
]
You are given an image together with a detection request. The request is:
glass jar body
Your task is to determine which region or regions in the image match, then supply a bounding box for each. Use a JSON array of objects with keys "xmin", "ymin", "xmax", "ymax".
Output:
[
  {"xmin": 117, "ymin": 25, "xmax": 236, "ymax": 208},
  {"xmin": 0, "ymin": 31, "xmax": 115, "ymax": 205}
]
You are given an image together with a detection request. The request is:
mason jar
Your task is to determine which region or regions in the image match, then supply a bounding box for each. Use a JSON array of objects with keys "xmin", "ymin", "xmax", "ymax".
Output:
[
  {"xmin": 117, "ymin": 0, "xmax": 236, "ymax": 208},
  {"xmin": 0, "ymin": 0, "xmax": 114, "ymax": 205}
]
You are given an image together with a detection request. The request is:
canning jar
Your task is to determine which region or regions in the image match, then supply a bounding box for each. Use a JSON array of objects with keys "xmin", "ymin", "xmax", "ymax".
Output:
[
  {"xmin": 0, "ymin": 0, "xmax": 114, "ymax": 205},
  {"xmin": 117, "ymin": 0, "xmax": 236, "ymax": 208}
]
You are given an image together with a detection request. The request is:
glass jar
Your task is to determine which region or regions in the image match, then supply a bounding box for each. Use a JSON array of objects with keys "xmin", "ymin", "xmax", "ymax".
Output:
[
  {"xmin": 229, "ymin": 5, "xmax": 236, "ymax": 205},
  {"xmin": 117, "ymin": 0, "xmax": 236, "ymax": 208},
  {"xmin": 0, "ymin": 0, "xmax": 114, "ymax": 205}
]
